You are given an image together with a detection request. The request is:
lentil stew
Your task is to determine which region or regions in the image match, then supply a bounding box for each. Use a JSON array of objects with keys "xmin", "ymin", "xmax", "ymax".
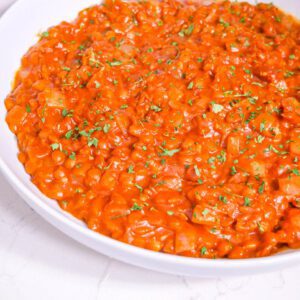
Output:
[{"xmin": 5, "ymin": 0, "xmax": 300, "ymax": 258}]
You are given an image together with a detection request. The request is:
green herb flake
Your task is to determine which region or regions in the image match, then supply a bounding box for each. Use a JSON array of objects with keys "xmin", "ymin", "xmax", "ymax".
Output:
[
  {"xmin": 212, "ymin": 103, "xmax": 224, "ymax": 114},
  {"xmin": 258, "ymin": 181, "xmax": 265, "ymax": 194},
  {"xmin": 284, "ymin": 71, "xmax": 295, "ymax": 78},
  {"xmin": 50, "ymin": 143, "xmax": 60, "ymax": 151},
  {"xmin": 185, "ymin": 23, "xmax": 194, "ymax": 35},
  {"xmin": 150, "ymin": 105, "xmax": 162, "ymax": 112},
  {"xmin": 131, "ymin": 202, "xmax": 142, "ymax": 211},
  {"xmin": 244, "ymin": 197, "xmax": 251, "ymax": 207},
  {"xmin": 200, "ymin": 247, "xmax": 207, "ymax": 255},
  {"xmin": 291, "ymin": 168, "xmax": 300, "ymax": 176},
  {"xmin": 157, "ymin": 20, "xmax": 164, "ymax": 26},
  {"xmin": 159, "ymin": 146, "xmax": 181, "ymax": 157},
  {"xmin": 108, "ymin": 59, "xmax": 123, "ymax": 67},
  {"xmin": 25, "ymin": 104, "xmax": 31, "ymax": 113},
  {"xmin": 256, "ymin": 135, "xmax": 265, "ymax": 144},
  {"xmin": 252, "ymin": 82, "xmax": 264, "ymax": 87},
  {"xmin": 217, "ymin": 150, "xmax": 227, "ymax": 163},
  {"xmin": 95, "ymin": 81, "xmax": 101, "ymax": 88},
  {"xmin": 41, "ymin": 31, "xmax": 49, "ymax": 38},
  {"xmin": 220, "ymin": 18, "xmax": 230, "ymax": 27},
  {"xmin": 289, "ymin": 54, "xmax": 295, "ymax": 60},
  {"xmin": 120, "ymin": 104, "xmax": 128, "ymax": 109},
  {"xmin": 187, "ymin": 81, "xmax": 194, "ymax": 90},
  {"xmin": 128, "ymin": 165, "xmax": 135, "ymax": 174},
  {"xmin": 62, "ymin": 66, "xmax": 71, "ymax": 72},
  {"xmin": 69, "ymin": 152, "xmax": 76, "ymax": 160},
  {"xmin": 79, "ymin": 130, "xmax": 89, "ymax": 137},
  {"xmin": 103, "ymin": 123, "xmax": 111, "ymax": 134},
  {"xmin": 194, "ymin": 165, "xmax": 200, "ymax": 177},
  {"xmin": 65, "ymin": 130, "xmax": 73, "ymax": 140},
  {"xmin": 202, "ymin": 208, "xmax": 209, "ymax": 216},
  {"xmin": 257, "ymin": 221, "xmax": 264, "ymax": 233},
  {"xmin": 219, "ymin": 195, "xmax": 228, "ymax": 204},
  {"xmin": 62, "ymin": 108, "xmax": 73, "ymax": 117},
  {"xmin": 134, "ymin": 183, "xmax": 143, "ymax": 193},
  {"xmin": 259, "ymin": 121, "xmax": 266, "ymax": 132},
  {"xmin": 88, "ymin": 137, "xmax": 99, "ymax": 147},
  {"xmin": 275, "ymin": 16, "xmax": 281, "ymax": 23}
]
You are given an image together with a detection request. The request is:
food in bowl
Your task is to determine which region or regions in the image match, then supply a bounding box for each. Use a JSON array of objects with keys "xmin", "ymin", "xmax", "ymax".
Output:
[{"xmin": 4, "ymin": 0, "xmax": 300, "ymax": 259}]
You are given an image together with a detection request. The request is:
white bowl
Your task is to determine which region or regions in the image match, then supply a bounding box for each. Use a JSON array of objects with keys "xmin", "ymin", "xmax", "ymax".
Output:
[{"xmin": 0, "ymin": 0, "xmax": 299, "ymax": 277}]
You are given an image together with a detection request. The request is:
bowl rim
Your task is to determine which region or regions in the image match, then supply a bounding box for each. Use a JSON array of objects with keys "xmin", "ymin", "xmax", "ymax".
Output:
[{"xmin": 1, "ymin": 0, "xmax": 300, "ymax": 276}]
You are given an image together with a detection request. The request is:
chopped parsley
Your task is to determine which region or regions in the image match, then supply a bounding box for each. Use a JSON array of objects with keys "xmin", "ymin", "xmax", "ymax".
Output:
[
  {"xmin": 179, "ymin": 23, "xmax": 194, "ymax": 36},
  {"xmin": 50, "ymin": 143, "xmax": 60, "ymax": 151},
  {"xmin": 134, "ymin": 183, "xmax": 143, "ymax": 192},
  {"xmin": 65, "ymin": 130, "xmax": 73, "ymax": 140},
  {"xmin": 219, "ymin": 18, "xmax": 230, "ymax": 27},
  {"xmin": 25, "ymin": 104, "xmax": 31, "ymax": 113},
  {"xmin": 131, "ymin": 203, "xmax": 142, "ymax": 211},
  {"xmin": 62, "ymin": 108, "xmax": 73, "ymax": 117},
  {"xmin": 150, "ymin": 105, "xmax": 162, "ymax": 112},
  {"xmin": 159, "ymin": 146, "xmax": 181, "ymax": 157},
  {"xmin": 219, "ymin": 195, "xmax": 228, "ymax": 204},
  {"xmin": 69, "ymin": 152, "xmax": 76, "ymax": 160},
  {"xmin": 211, "ymin": 103, "xmax": 224, "ymax": 113},
  {"xmin": 194, "ymin": 165, "xmax": 200, "ymax": 177},
  {"xmin": 128, "ymin": 165, "xmax": 135, "ymax": 174},
  {"xmin": 41, "ymin": 31, "xmax": 49, "ymax": 38},
  {"xmin": 107, "ymin": 59, "xmax": 123, "ymax": 66},
  {"xmin": 200, "ymin": 247, "xmax": 207, "ymax": 255},
  {"xmin": 291, "ymin": 168, "xmax": 300, "ymax": 176},
  {"xmin": 244, "ymin": 197, "xmax": 251, "ymax": 206},
  {"xmin": 202, "ymin": 208, "xmax": 209, "ymax": 216},
  {"xmin": 88, "ymin": 137, "xmax": 99, "ymax": 147},
  {"xmin": 258, "ymin": 181, "xmax": 265, "ymax": 194},
  {"xmin": 187, "ymin": 81, "xmax": 194, "ymax": 90},
  {"xmin": 103, "ymin": 123, "xmax": 111, "ymax": 134}
]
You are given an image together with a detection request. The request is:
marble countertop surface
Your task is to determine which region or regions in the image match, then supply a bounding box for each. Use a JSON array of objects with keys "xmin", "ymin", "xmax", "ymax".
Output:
[{"xmin": 1, "ymin": 1, "xmax": 299, "ymax": 299}]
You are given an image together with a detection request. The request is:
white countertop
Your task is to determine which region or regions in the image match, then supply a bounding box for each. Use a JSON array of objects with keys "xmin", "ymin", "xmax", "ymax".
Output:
[{"xmin": 1, "ymin": 1, "xmax": 299, "ymax": 299}]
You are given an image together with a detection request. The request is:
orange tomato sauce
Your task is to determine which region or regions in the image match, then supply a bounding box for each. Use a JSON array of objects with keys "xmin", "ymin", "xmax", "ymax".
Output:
[{"xmin": 5, "ymin": 0, "xmax": 300, "ymax": 258}]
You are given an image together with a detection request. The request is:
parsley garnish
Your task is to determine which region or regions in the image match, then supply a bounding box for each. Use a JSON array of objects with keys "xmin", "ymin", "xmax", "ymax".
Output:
[
  {"xmin": 244, "ymin": 197, "xmax": 251, "ymax": 206},
  {"xmin": 107, "ymin": 59, "xmax": 122, "ymax": 66},
  {"xmin": 69, "ymin": 152, "xmax": 76, "ymax": 160},
  {"xmin": 194, "ymin": 165, "xmax": 200, "ymax": 177},
  {"xmin": 25, "ymin": 104, "xmax": 31, "ymax": 113},
  {"xmin": 50, "ymin": 143, "xmax": 60, "ymax": 151},
  {"xmin": 131, "ymin": 203, "xmax": 142, "ymax": 211},
  {"xmin": 200, "ymin": 247, "xmax": 207, "ymax": 255},
  {"xmin": 62, "ymin": 108, "xmax": 73, "ymax": 117},
  {"xmin": 159, "ymin": 146, "xmax": 181, "ymax": 157},
  {"xmin": 128, "ymin": 165, "xmax": 135, "ymax": 174},
  {"xmin": 88, "ymin": 137, "xmax": 99, "ymax": 147},
  {"xmin": 258, "ymin": 181, "xmax": 265, "ymax": 194},
  {"xmin": 134, "ymin": 183, "xmax": 143, "ymax": 192},
  {"xmin": 103, "ymin": 124, "xmax": 111, "ymax": 134},
  {"xmin": 150, "ymin": 105, "xmax": 162, "ymax": 112},
  {"xmin": 211, "ymin": 103, "xmax": 224, "ymax": 113},
  {"xmin": 65, "ymin": 130, "xmax": 73, "ymax": 140}
]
